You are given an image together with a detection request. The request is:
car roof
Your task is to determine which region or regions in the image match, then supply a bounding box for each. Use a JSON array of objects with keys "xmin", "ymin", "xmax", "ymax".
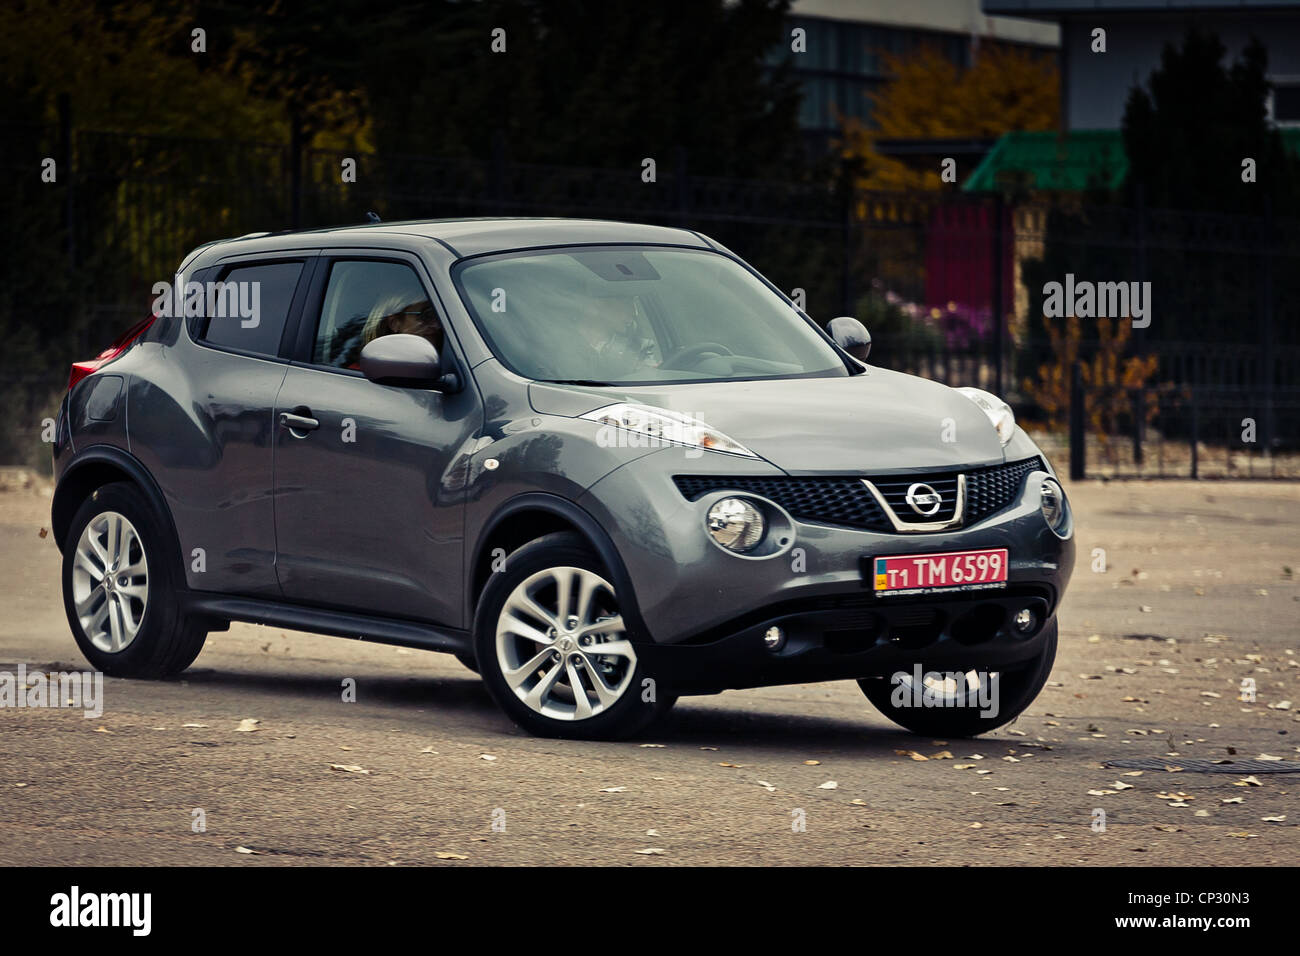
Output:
[{"xmin": 190, "ymin": 217, "xmax": 714, "ymax": 263}]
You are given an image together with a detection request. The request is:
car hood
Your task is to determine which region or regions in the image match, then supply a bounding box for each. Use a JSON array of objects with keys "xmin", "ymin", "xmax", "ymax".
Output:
[{"xmin": 528, "ymin": 369, "xmax": 1007, "ymax": 474}]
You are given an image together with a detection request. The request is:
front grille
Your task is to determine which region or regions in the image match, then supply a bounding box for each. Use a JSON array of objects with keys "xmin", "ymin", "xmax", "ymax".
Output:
[
  {"xmin": 672, "ymin": 474, "xmax": 888, "ymax": 531},
  {"xmin": 965, "ymin": 457, "xmax": 1044, "ymax": 524},
  {"xmin": 673, "ymin": 457, "xmax": 1044, "ymax": 533}
]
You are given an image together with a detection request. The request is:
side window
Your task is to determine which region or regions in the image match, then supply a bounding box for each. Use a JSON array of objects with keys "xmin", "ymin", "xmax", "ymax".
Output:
[
  {"xmin": 200, "ymin": 261, "xmax": 304, "ymax": 357},
  {"xmin": 313, "ymin": 260, "xmax": 444, "ymax": 369}
]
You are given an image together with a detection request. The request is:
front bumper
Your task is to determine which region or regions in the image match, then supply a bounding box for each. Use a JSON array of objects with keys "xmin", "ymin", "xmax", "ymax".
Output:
[
  {"xmin": 638, "ymin": 585, "xmax": 1058, "ymax": 694},
  {"xmin": 578, "ymin": 448, "xmax": 1074, "ymax": 688}
]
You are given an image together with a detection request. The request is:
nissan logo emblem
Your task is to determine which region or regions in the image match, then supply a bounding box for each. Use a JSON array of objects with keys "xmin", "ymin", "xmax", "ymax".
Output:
[{"xmin": 905, "ymin": 482, "xmax": 942, "ymax": 516}]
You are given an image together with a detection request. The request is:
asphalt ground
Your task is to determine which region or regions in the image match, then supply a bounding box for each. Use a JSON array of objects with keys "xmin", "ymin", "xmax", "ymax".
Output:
[{"xmin": 1, "ymin": 474, "xmax": 1296, "ymax": 865}]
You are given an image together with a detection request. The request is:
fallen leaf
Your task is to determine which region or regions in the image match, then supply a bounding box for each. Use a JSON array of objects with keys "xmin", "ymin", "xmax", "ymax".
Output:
[
  {"xmin": 599, "ymin": 786, "xmax": 627, "ymax": 793},
  {"xmin": 235, "ymin": 718, "xmax": 260, "ymax": 732},
  {"xmin": 1262, "ymin": 815, "xmax": 1287, "ymax": 823},
  {"xmin": 329, "ymin": 764, "xmax": 370, "ymax": 774},
  {"xmin": 817, "ymin": 781, "xmax": 838, "ymax": 790},
  {"xmin": 234, "ymin": 846, "xmax": 259, "ymax": 855},
  {"xmin": 634, "ymin": 848, "xmax": 666, "ymax": 855},
  {"xmin": 436, "ymin": 851, "xmax": 469, "ymax": 860}
]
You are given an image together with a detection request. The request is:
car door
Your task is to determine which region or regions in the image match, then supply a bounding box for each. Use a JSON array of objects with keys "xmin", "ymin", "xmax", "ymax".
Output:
[
  {"xmin": 131, "ymin": 253, "xmax": 315, "ymax": 598},
  {"xmin": 271, "ymin": 252, "xmax": 482, "ymax": 626}
]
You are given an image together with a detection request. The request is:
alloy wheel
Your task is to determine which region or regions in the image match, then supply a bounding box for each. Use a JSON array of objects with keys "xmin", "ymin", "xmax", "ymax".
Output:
[
  {"xmin": 494, "ymin": 566, "xmax": 637, "ymax": 721},
  {"xmin": 71, "ymin": 511, "xmax": 149, "ymax": 653}
]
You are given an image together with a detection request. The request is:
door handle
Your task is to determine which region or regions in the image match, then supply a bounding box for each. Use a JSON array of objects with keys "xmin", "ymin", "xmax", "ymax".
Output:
[{"xmin": 279, "ymin": 409, "xmax": 320, "ymax": 436}]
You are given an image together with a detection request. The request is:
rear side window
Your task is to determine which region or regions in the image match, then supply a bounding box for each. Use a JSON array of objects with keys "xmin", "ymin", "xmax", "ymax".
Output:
[{"xmin": 200, "ymin": 261, "xmax": 304, "ymax": 357}]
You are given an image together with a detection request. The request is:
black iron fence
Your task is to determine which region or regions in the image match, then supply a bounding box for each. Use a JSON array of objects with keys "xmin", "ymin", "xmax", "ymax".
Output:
[{"xmin": 2, "ymin": 121, "xmax": 1297, "ymax": 476}]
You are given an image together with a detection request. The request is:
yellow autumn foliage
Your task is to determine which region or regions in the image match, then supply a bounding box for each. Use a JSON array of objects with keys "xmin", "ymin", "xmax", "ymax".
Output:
[{"xmin": 840, "ymin": 45, "xmax": 1059, "ymax": 192}]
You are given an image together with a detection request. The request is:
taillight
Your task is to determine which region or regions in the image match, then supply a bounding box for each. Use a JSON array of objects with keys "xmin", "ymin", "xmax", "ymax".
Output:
[{"xmin": 68, "ymin": 314, "xmax": 157, "ymax": 390}]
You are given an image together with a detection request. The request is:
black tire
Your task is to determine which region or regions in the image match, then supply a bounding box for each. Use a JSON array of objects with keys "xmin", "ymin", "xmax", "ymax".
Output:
[
  {"xmin": 858, "ymin": 622, "xmax": 1058, "ymax": 737},
  {"xmin": 61, "ymin": 481, "xmax": 207, "ymax": 679},
  {"xmin": 473, "ymin": 532, "xmax": 674, "ymax": 740},
  {"xmin": 454, "ymin": 652, "xmax": 480, "ymax": 674}
]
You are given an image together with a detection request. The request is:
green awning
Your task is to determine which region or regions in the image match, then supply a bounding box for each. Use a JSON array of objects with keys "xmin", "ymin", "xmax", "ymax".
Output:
[
  {"xmin": 962, "ymin": 130, "xmax": 1128, "ymax": 192},
  {"xmin": 964, "ymin": 128, "xmax": 1300, "ymax": 193}
]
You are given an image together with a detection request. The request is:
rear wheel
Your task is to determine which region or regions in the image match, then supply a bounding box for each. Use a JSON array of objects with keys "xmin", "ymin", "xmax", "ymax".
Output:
[
  {"xmin": 858, "ymin": 622, "xmax": 1058, "ymax": 737},
  {"xmin": 62, "ymin": 482, "xmax": 207, "ymax": 678},
  {"xmin": 474, "ymin": 533, "xmax": 674, "ymax": 739}
]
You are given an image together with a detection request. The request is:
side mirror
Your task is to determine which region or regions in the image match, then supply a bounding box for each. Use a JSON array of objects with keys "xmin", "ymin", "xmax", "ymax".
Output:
[
  {"xmin": 359, "ymin": 333, "xmax": 457, "ymax": 390},
  {"xmin": 828, "ymin": 316, "xmax": 871, "ymax": 362}
]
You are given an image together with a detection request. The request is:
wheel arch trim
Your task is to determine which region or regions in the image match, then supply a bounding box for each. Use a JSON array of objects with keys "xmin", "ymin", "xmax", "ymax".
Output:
[
  {"xmin": 468, "ymin": 493, "xmax": 650, "ymax": 641},
  {"xmin": 52, "ymin": 446, "xmax": 181, "ymax": 565}
]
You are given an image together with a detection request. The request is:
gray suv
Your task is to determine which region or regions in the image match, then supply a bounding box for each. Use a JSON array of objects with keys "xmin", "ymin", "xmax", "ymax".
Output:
[{"xmin": 52, "ymin": 218, "xmax": 1074, "ymax": 739}]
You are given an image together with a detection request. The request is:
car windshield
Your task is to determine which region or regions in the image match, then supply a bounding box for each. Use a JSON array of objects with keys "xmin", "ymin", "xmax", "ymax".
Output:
[{"xmin": 452, "ymin": 246, "xmax": 848, "ymax": 384}]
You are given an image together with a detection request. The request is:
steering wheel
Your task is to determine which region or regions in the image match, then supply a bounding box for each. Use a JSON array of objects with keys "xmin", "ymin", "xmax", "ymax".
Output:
[{"xmin": 664, "ymin": 341, "xmax": 735, "ymax": 368}]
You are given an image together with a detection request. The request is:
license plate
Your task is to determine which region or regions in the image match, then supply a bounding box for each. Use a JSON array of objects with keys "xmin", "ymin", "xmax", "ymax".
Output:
[{"xmin": 872, "ymin": 548, "xmax": 1008, "ymax": 596}]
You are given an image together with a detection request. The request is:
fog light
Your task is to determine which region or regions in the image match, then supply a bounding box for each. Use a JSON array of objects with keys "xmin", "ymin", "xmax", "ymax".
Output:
[
  {"xmin": 763, "ymin": 626, "xmax": 785, "ymax": 651},
  {"xmin": 707, "ymin": 497, "xmax": 765, "ymax": 552},
  {"xmin": 1013, "ymin": 608, "xmax": 1037, "ymax": 634}
]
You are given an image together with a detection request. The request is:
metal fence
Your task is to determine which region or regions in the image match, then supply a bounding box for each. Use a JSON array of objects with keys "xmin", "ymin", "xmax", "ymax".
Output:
[{"xmin": 2, "ymin": 122, "xmax": 1297, "ymax": 476}]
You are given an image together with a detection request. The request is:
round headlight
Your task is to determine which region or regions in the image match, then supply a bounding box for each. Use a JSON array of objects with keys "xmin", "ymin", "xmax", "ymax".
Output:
[
  {"xmin": 706, "ymin": 497, "xmax": 765, "ymax": 552},
  {"xmin": 1039, "ymin": 478, "xmax": 1068, "ymax": 534}
]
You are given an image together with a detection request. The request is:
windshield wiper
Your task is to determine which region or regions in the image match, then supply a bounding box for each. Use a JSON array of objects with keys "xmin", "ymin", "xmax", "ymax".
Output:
[{"xmin": 548, "ymin": 379, "xmax": 613, "ymax": 386}]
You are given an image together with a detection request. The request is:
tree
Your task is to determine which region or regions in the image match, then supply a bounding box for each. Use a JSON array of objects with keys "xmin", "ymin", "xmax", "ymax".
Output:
[
  {"xmin": 355, "ymin": 0, "xmax": 803, "ymax": 176},
  {"xmin": 1122, "ymin": 29, "xmax": 1300, "ymax": 216},
  {"xmin": 840, "ymin": 44, "xmax": 1058, "ymax": 191}
]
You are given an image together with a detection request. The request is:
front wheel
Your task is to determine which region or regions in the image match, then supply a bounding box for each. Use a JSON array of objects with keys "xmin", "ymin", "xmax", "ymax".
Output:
[
  {"xmin": 473, "ymin": 532, "xmax": 674, "ymax": 739},
  {"xmin": 859, "ymin": 622, "xmax": 1058, "ymax": 737}
]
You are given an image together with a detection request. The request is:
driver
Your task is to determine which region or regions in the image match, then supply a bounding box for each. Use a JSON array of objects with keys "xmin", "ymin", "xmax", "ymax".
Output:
[{"xmin": 565, "ymin": 295, "xmax": 657, "ymax": 380}]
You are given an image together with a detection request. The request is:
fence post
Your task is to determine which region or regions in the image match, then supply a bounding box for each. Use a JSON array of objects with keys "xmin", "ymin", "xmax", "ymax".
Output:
[
  {"xmin": 1131, "ymin": 386, "xmax": 1145, "ymax": 466},
  {"xmin": 1260, "ymin": 199, "xmax": 1275, "ymax": 455},
  {"xmin": 1069, "ymin": 361, "xmax": 1085, "ymax": 481},
  {"xmin": 491, "ymin": 130, "xmax": 507, "ymax": 210},
  {"xmin": 287, "ymin": 110, "xmax": 303, "ymax": 230},
  {"xmin": 674, "ymin": 145, "xmax": 689, "ymax": 227},
  {"xmin": 839, "ymin": 155, "xmax": 858, "ymax": 317},
  {"xmin": 991, "ymin": 194, "xmax": 1005, "ymax": 397},
  {"xmin": 58, "ymin": 92, "xmax": 75, "ymax": 270},
  {"xmin": 1189, "ymin": 388, "xmax": 1199, "ymax": 480}
]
